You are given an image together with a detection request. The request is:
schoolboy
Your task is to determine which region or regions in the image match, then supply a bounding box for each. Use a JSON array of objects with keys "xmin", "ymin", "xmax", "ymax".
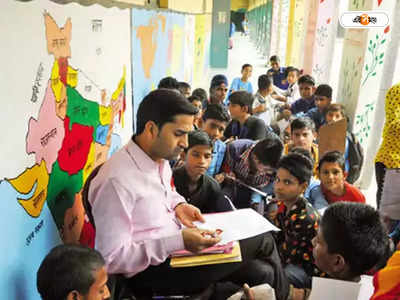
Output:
[
  {"xmin": 173, "ymin": 130, "xmax": 233, "ymax": 213},
  {"xmin": 158, "ymin": 76, "xmax": 180, "ymax": 90},
  {"xmin": 192, "ymin": 88, "xmax": 208, "ymax": 111},
  {"xmin": 290, "ymin": 75, "xmax": 316, "ymax": 115},
  {"xmin": 324, "ymin": 103, "xmax": 364, "ymax": 184},
  {"xmin": 244, "ymin": 202, "xmax": 391, "ymax": 300},
  {"xmin": 284, "ymin": 117, "xmax": 318, "ymax": 174},
  {"xmin": 178, "ymin": 81, "xmax": 191, "ymax": 98},
  {"xmin": 187, "ymin": 95, "xmax": 203, "ymax": 129},
  {"xmin": 253, "ymin": 74, "xmax": 275, "ymax": 126},
  {"xmin": 201, "ymin": 104, "xmax": 230, "ymax": 178},
  {"xmin": 227, "ymin": 64, "xmax": 254, "ymax": 100},
  {"xmin": 209, "ymin": 74, "xmax": 228, "ymax": 105},
  {"xmin": 305, "ymin": 84, "xmax": 332, "ymax": 130},
  {"xmin": 267, "ymin": 55, "xmax": 289, "ymax": 90},
  {"xmin": 272, "ymin": 153, "xmax": 323, "ymax": 289},
  {"xmin": 224, "ymin": 91, "xmax": 268, "ymax": 141},
  {"xmin": 272, "ymin": 66, "xmax": 301, "ymax": 104},
  {"xmin": 221, "ymin": 132, "xmax": 283, "ymax": 208},
  {"xmin": 318, "ymin": 151, "xmax": 366, "ymax": 205}
]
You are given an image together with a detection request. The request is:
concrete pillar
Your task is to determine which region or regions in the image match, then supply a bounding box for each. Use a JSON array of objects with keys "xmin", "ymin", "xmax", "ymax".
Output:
[
  {"xmin": 210, "ymin": 0, "xmax": 230, "ymax": 68},
  {"xmin": 277, "ymin": 0, "xmax": 290, "ymax": 65},
  {"xmin": 309, "ymin": 0, "xmax": 340, "ymax": 83},
  {"xmin": 269, "ymin": 0, "xmax": 280, "ymax": 57},
  {"xmin": 302, "ymin": 0, "xmax": 319, "ymax": 75},
  {"xmin": 285, "ymin": 0, "xmax": 306, "ymax": 67},
  {"xmin": 359, "ymin": 0, "xmax": 400, "ymax": 188}
]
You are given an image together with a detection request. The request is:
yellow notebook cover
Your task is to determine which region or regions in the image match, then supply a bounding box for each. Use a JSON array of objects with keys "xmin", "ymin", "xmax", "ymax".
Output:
[{"xmin": 170, "ymin": 242, "xmax": 242, "ymax": 268}]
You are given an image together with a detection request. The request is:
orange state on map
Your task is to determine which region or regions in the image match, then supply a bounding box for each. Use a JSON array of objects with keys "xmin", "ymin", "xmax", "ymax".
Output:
[
  {"xmin": 58, "ymin": 117, "xmax": 94, "ymax": 176},
  {"xmin": 8, "ymin": 161, "xmax": 49, "ymax": 218},
  {"xmin": 44, "ymin": 12, "xmax": 72, "ymax": 59},
  {"xmin": 136, "ymin": 15, "xmax": 166, "ymax": 78}
]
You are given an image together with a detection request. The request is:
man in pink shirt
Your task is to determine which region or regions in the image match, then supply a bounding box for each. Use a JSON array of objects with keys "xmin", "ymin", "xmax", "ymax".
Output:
[{"xmin": 89, "ymin": 89, "xmax": 290, "ymax": 299}]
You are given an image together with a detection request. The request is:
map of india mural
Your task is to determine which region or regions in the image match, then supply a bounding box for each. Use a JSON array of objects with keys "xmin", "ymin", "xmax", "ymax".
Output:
[{"xmin": 0, "ymin": 11, "xmax": 127, "ymax": 299}]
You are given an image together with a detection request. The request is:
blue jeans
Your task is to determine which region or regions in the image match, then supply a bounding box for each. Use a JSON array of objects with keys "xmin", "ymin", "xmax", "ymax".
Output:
[{"xmin": 284, "ymin": 264, "xmax": 311, "ymax": 289}]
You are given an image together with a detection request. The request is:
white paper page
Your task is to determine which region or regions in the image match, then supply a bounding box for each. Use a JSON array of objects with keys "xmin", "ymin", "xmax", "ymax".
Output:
[
  {"xmin": 309, "ymin": 277, "xmax": 361, "ymax": 300},
  {"xmin": 194, "ymin": 208, "xmax": 280, "ymax": 244},
  {"xmin": 358, "ymin": 276, "xmax": 374, "ymax": 300}
]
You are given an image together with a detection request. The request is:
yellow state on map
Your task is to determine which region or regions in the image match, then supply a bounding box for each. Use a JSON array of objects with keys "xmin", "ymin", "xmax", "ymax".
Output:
[
  {"xmin": 83, "ymin": 142, "xmax": 96, "ymax": 185},
  {"xmin": 111, "ymin": 66, "xmax": 126, "ymax": 100},
  {"xmin": 8, "ymin": 160, "xmax": 49, "ymax": 217},
  {"xmin": 67, "ymin": 66, "xmax": 78, "ymax": 87},
  {"xmin": 99, "ymin": 105, "xmax": 113, "ymax": 125},
  {"xmin": 51, "ymin": 61, "xmax": 65, "ymax": 102}
]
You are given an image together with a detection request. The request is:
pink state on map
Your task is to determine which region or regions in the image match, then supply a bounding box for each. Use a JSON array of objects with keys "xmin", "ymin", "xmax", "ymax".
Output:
[{"xmin": 26, "ymin": 80, "xmax": 65, "ymax": 173}]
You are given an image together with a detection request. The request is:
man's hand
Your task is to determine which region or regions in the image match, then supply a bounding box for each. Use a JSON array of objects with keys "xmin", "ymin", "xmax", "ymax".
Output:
[
  {"xmin": 175, "ymin": 203, "xmax": 205, "ymax": 228},
  {"xmin": 182, "ymin": 228, "xmax": 221, "ymax": 253}
]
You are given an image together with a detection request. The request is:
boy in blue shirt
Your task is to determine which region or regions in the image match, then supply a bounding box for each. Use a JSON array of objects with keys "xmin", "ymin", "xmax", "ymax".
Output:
[
  {"xmin": 290, "ymin": 75, "xmax": 316, "ymax": 115},
  {"xmin": 227, "ymin": 64, "xmax": 254, "ymax": 102},
  {"xmin": 200, "ymin": 104, "xmax": 230, "ymax": 179},
  {"xmin": 267, "ymin": 55, "xmax": 289, "ymax": 90},
  {"xmin": 305, "ymin": 84, "xmax": 332, "ymax": 130}
]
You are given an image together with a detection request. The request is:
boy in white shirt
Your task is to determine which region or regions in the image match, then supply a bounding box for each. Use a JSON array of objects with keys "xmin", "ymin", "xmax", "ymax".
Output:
[{"xmin": 253, "ymin": 74, "xmax": 277, "ymax": 126}]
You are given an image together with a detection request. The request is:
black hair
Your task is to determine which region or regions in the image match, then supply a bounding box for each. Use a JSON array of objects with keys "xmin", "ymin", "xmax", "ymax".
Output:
[
  {"xmin": 277, "ymin": 152, "xmax": 313, "ymax": 184},
  {"xmin": 315, "ymin": 84, "xmax": 333, "ymax": 99},
  {"xmin": 158, "ymin": 76, "xmax": 180, "ymax": 90},
  {"xmin": 258, "ymin": 74, "xmax": 272, "ymax": 91},
  {"xmin": 210, "ymin": 74, "xmax": 228, "ymax": 89},
  {"xmin": 252, "ymin": 132, "xmax": 283, "ymax": 168},
  {"xmin": 324, "ymin": 103, "xmax": 346, "ymax": 118},
  {"xmin": 136, "ymin": 89, "xmax": 198, "ymax": 135},
  {"xmin": 242, "ymin": 64, "xmax": 252, "ymax": 71},
  {"xmin": 228, "ymin": 91, "xmax": 254, "ymax": 114},
  {"xmin": 269, "ymin": 55, "xmax": 280, "ymax": 63},
  {"xmin": 187, "ymin": 130, "xmax": 213, "ymax": 151},
  {"xmin": 289, "ymin": 147, "xmax": 315, "ymax": 167},
  {"xmin": 321, "ymin": 202, "xmax": 390, "ymax": 276},
  {"xmin": 202, "ymin": 103, "xmax": 230, "ymax": 123},
  {"xmin": 37, "ymin": 244, "xmax": 105, "ymax": 300},
  {"xmin": 187, "ymin": 95, "xmax": 201, "ymax": 104},
  {"xmin": 297, "ymin": 74, "xmax": 315, "ymax": 86},
  {"xmin": 178, "ymin": 81, "xmax": 191, "ymax": 90},
  {"xmin": 290, "ymin": 117, "xmax": 316, "ymax": 134},
  {"xmin": 192, "ymin": 88, "xmax": 208, "ymax": 102},
  {"xmin": 318, "ymin": 150, "xmax": 346, "ymax": 172},
  {"xmin": 285, "ymin": 66, "xmax": 300, "ymax": 78}
]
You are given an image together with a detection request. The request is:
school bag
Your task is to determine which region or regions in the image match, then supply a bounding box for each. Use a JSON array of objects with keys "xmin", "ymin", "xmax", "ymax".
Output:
[{"xmin": 346, "ymin": 132, "xmax": 364, "ymax": 184}]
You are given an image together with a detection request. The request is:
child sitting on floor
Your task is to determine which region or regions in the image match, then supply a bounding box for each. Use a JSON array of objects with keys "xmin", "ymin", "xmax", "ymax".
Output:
[
  {"xmin": 227, "ymin": 64, "xmax": 254, "ymax": 101},
  {"xmin": 318, "ymin": 151, "xmax": 366, "ymax": 206},
  {"xmin": 244, "ymin": 202, "xmax": 391, "ymax": 300},
  {"xmin": 307, "ymin": 151, "xmax": 365, "ymax": 211},
  {"xmin": 173, "ymin": 130, "xmax": 233, "ymax": 213},
  {"xmin": 284, "ymin": 117, "xmax": 319, "ymax": 174},
  {"xmin": 200, "ymin": 104, "xmax": 230, "ymax": 179},
  {"xmin": 270, "ymin": 152, "xmax": 323, "ymax": 289}
]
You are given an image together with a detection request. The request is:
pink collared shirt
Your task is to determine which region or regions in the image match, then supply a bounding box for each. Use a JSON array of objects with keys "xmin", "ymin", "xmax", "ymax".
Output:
[{"xmin": 89, "ymin": 139, "xmax": 185, "ymax": 277}]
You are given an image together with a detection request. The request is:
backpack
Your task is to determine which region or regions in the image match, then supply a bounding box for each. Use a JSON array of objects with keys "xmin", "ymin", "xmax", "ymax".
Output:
[{"xmin": 346, "ymin": 132, "xmax": 364, "ymax": 184}]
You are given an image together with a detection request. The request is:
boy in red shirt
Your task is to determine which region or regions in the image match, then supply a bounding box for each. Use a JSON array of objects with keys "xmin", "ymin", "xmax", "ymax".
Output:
[{"xmin": 319, "ymin": 151, "xmax": 365, "ymax": 204}]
